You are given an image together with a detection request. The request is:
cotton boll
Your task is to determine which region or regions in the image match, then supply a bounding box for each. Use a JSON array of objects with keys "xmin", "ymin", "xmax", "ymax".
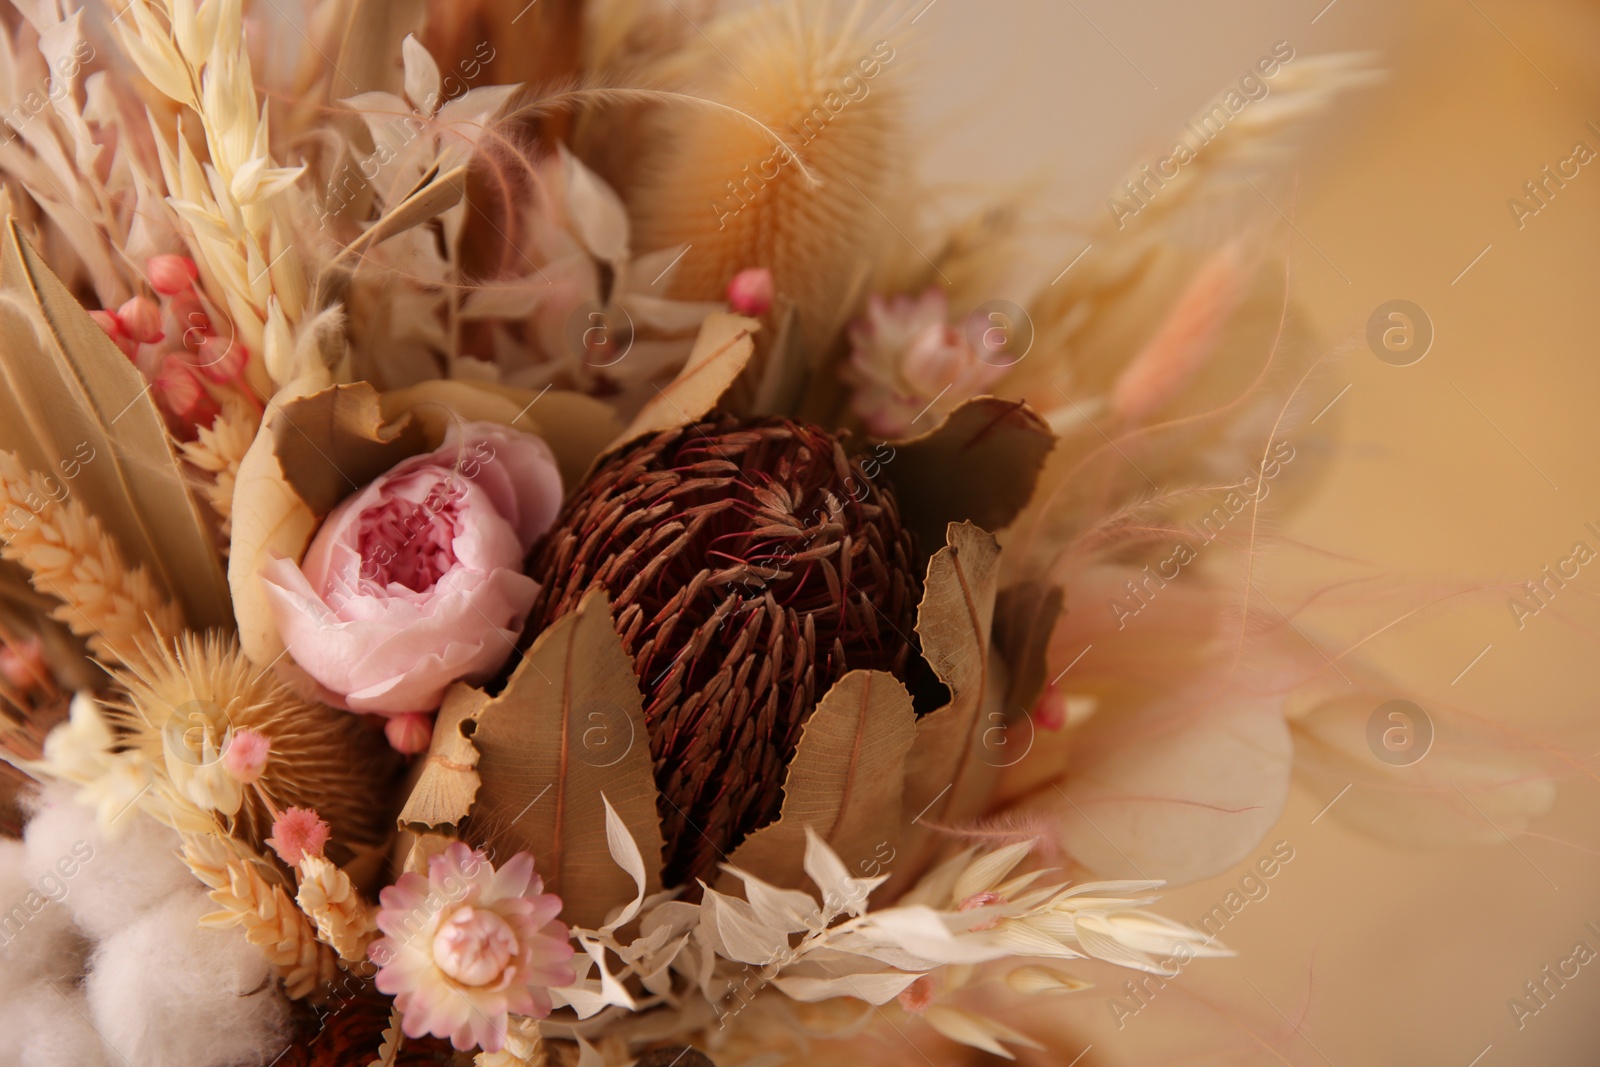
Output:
[
  {"xmin": 0, "ymin": 983, "xmax": 111, "ymax": 1067},
  {"xmin": 23, "ymin": 784, "xmax": 194, "ymax": 941},
  {"xmin": 0, "ymin": 837, "xmax": 89, "ymax": 991},
  {"xmin": 86, "ymin": 886, "xmax": 292, "ymax": 1067}
]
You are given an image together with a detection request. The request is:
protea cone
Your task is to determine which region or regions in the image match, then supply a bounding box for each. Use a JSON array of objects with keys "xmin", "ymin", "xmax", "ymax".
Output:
[{"xmin": 526, "ymin": 414, "xmax": 921, "ymax": 886}]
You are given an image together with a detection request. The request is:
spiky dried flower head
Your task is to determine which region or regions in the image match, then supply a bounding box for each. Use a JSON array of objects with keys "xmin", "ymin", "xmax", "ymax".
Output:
[
  {"xmin": 108, "ymin": 632, "xmax": 402, "ymax": 855},
  {"xmin": 627, "ymin": 1, "xmax": 909, "ymax": 349},
  {"xmin": 526, "ymin": 414, "xmax": 922, "ymax": 886}
]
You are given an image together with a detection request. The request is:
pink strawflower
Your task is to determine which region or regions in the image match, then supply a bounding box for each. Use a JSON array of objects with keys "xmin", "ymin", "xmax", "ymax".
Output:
[
  {"xmin": 370, "ymin": 842, "xmax": 574, "ymax": 1053},
  {"xmin": 385, "ymin": 712, "xmax": 433, "ymax": 754},
  {"xmin": 726, "ymin": 267, "xmax": 774, "ymax": 316},
  {"xmin": 147, "ymin": 253, "xmax": 199, "ymax": 295},
  {"xmin": 267, "ymin": 806, "xmax": 330, "ymax": 866},
  {"xmin": 116, "ymin": 295, "xmax": 164, "ymax": 345},
  {"xmin": 842, "ymin": 288, "xmax": 1008, "ymax": 437},
  {"xmin": 222, "ymin": 728, "xmax": 270, "ymax": 784}
]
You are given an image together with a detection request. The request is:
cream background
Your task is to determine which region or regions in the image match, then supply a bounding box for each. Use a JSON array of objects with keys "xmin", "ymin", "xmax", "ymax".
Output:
[{"xmin": 908, "ymin": 1, "xmax": 1600, "ymax": 1064}]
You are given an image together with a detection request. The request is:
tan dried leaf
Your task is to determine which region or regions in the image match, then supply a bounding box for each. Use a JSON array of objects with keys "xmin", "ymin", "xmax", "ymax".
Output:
[
  {"xmin": 271, "ymin": 382, "xmax": 424, "ymax": 517},
  {"xmin": 885, "ymin": 397, "xmax": 1055, "ymax": 550},
  {"xmin": 467, "ymin": 588, "xmax": 666, "ymax": 929},
  {"xmin": 894, "ymin": 522, "xmax": 1003, "ymax": 887},
  {"xmin": 721, "ymin": 669, "xmax": 916, "ymax": 895},
  {"xmin": 609, "ymin": 312, "xmax": 758, "ymax": 450},
  {"xmin": 0, "ymin": 221, "xmax": 231, "ymax": 630},
  {"xmin": 398, "ymin": 682, "xmax": 488, "ymax": 834}
]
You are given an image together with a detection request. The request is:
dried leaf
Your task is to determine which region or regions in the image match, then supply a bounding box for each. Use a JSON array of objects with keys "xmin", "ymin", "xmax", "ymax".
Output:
[
  {"xmin": 229, "ymin": 374, "xmax": 328, "ymax": 664},
  {"xmin": 885, "ymin": 398, "xmax": 1055, "ymax": 552},
  {"xmin": 558, "ymin": 144, "xmax": 630, "ymax": 265},
  {"xmin": 721, "ymin": 670, "xmax": 915, "ymax": 896},
  {"xmin": 0, "ymin": 220, "xmax": 231, "ymax": 629},
  {"xmin": 398, "ymin": 683, "xmax": 488, "ymax": 834},
  {"xmin": 608, "ymin": 312, "xmax": 757, "ymax": 450},
  {"xmin": 317, "ymin": 164, "xmax": 468, "ymax": 306},
  {"xmin": 365, "ymin": 1005, "xmax": 403, "ymax": 1067},
  {"xmin": 993, "ymin": 583, "xmax": 1064, "ymax": 714},
  {"xmin": 894, "ymin": 523, "xmax": 1003, "ymax": 887},
  {"xmin": 331, "ymin": 0, "xmax": 427, "ymax": 100},
  {"xmin": 469, "ymin": 588, "xmax": 666, "ymax": 928},
  {"xmin": 271, "ymin": 382, "xmax": 424, "ymax": 517},
  {"xmin": 381, "ymin": 380, "xmax": 622, "ymax": 491}
]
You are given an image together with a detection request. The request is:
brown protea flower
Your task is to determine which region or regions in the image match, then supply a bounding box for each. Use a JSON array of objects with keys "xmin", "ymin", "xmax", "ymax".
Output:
[{"xmin": 526, "ymin": 414, "xmax": 921, "ymax": 887}]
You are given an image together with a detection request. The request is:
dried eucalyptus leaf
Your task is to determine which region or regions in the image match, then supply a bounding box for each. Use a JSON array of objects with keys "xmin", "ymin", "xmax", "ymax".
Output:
[
  {"xmin": 609, "ymin": 312, "xmax": 758, "ymax": 449},
  {"xmin": 721, "ymin": 669, "xmax": 915, "ymax": 896},
  {"xmin": 885, "ymin": 397, "xmax": 1055, "ymax": 552},
  {"xmin": 271, "ymin": 382, "xmax": 424, "ymax": 517},
  {"xmin": 893, "ymin": 522, "xmax": 1003, "ymax": 889},
  {"xmin": 397, "ymin": 682, "xmax": 488, "ymax": 834},
  {"xmin": 0, "ymin": 220, "xmax": 232, "ymax": 630},
  {"xmin": 993, "ymin": 582, "xmax": 1065, "ymax": 714},
  {"xmin": 468, "ymin": 588, "xmax": 666, "ymax": 928}
]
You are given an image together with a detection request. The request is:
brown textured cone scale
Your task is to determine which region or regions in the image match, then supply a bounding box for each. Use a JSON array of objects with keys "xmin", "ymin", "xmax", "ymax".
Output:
[{"xmin": 524, "ymin": 414, "xmax": 922, "ymax": 888}]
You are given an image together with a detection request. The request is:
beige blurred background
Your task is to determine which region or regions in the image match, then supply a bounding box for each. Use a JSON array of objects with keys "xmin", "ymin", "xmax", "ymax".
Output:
[{"xmin": 907, "ymin": 1, "xmax": 1600, "ymax": 1064}]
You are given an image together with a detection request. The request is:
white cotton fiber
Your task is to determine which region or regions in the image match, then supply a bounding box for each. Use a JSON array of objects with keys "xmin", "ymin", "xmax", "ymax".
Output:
[
  {"xmin": 22, "ymin": 784, "xmax": 194, "ymax": 941},
  {"xmin": 0, "ymin": 836, "xmax": 89, "ymax": 992},
  {"xmin": 85, "ymin": 886, "xmax": 292, "ymax": 1067},
  {"xmin": 0, "ymin": 983, "xmax": 111, "ymax": 1067}
]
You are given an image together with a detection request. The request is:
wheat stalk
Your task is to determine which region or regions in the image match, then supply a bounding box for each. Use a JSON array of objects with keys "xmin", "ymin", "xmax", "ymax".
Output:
[
  {"xmin": 296, "ymin": 854, "xmax": 378, "ymax": 971},
  {"xmin": 184, "ymin": 833, "xmax": 339, "ymax": 999},
  {"xmin": 0, "ymin": 451, "xmax": 180, "ymax": 667},
  {"xmin": 178, "ymin": 395, "xmax": 258, "ymax": 542}
]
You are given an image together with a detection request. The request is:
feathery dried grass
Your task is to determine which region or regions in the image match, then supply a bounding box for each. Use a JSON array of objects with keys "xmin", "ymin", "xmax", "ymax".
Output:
[
  {"xmin": 0, "ymin": 450, "xmax": 181, "ymax": 667},
  {"xmin": 184, "ymin": 833, "xmax": 339, "ymax": 999},
  {"xmin": 179, "ymin": 395, "xmax": 259, "ymax": 542},
  {"xmin": 296, "ymin": 854, "xmax": 379, "ymax": 969},
  {"xmin": 109, "ymin": 632, "xmax": 403, "ymax": 853}
]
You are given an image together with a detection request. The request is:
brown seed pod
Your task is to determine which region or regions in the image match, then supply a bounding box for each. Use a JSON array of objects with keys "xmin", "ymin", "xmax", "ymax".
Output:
[{"xmin": 525, "ymin": 414, "xmax": 921, "ymax": 886}]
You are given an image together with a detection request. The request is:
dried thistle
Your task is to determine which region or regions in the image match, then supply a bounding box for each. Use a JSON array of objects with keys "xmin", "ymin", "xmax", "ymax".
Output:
[
  {"xmin": 108, "ymin": 632, "xmax": 402, "ymax": 853},
  {"xmin": 526, "ymin": 414, "xmax": 921, "ymax": 886},
  {"xmin": 628, "ymin": 1, "xmax": 909, "ymax": 349},
  {"xmin": 0, "ymin": 450, "xmax": 181, "ymax": 667}
]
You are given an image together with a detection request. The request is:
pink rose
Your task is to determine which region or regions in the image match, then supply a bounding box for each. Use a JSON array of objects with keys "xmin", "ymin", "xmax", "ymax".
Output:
[{"xmin": 261, "ymin": 422, "xmax": 562, "ymax": 715}]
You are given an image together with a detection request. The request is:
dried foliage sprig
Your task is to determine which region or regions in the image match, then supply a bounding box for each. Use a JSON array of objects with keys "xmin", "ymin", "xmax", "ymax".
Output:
[
  {"xmin": 0, "ymin": 450, "xmax": 181, "ymax": 666},
  {"xmin": 178, "ymin": 393, "xmax": 259, "ymax": 541},
  {"xmin": 296, "ymin": 854, "xmax": 379, "ymax": 969},
  {"xmin": 184, "ymin": 832, "xmax": 340, "ymax": 999}
]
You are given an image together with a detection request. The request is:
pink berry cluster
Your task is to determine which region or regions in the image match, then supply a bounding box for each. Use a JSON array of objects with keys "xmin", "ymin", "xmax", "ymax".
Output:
[{"xmin": 90, "ymin": 254, "xmax": 250, "ymax": 438}]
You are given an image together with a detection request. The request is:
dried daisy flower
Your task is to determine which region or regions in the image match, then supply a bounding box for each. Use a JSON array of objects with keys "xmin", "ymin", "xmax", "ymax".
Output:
[
  {"xmin": 843, "ymin": 287, "xmax": 1008, "ymax": 436},
  {"xmin": 370, "ymin": 842, "xmax": 574, "ymax": 1053},
  {"xmin": 107, "ymin": 633, "xmax": 401, "ymax": 853},
  {"xmin": 525, "ymin": 414, "xmax": 922, "ymax": 886}
]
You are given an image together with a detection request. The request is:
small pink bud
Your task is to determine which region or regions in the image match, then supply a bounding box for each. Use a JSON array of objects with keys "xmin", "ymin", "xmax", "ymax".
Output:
[
  {"xmin": 0, "ymin": 637, "xmax": 45, "ymax": 690},
  {"xmin": 385, "ymin": 712, "xmax": 433, "ymax": 754},
  {"xmin": 222, "ymin": 728, "xmax": 270, "ymax": 784},
  {"xmin": 170, "ymin": 291, "xmax": 213, "ymax": 349},
  {"xmin": 1031, "ymin": 682, "xmax": 1067, "ymax": 732},
  {"xmin": 116, "ymin": 295, "xmax": 164, "ymax": 345},
  {"xmin": 726, "ymin": 267, "xmax": 774, "ymax": 317},
  {"xmin": 154, "ymin": 355, "xmax": 220, "ymax": 438},
  {"xmin": 897, "ymin": 976, "xmax": 936, "ymax": 1015},
  {"xmin": 89, "ymin": 309, "xmax": 123, "ymax": 339},
  {"xmin": 267, "ymin": 806, "xmax": 330, "ymax": 865},
  {"xmin": 191, "ymin": 335, "xmax": 248, "ymax": 384},
  {"xmin": 147, "ymin": 254, "xmax": 199, "ymax": 295}
]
